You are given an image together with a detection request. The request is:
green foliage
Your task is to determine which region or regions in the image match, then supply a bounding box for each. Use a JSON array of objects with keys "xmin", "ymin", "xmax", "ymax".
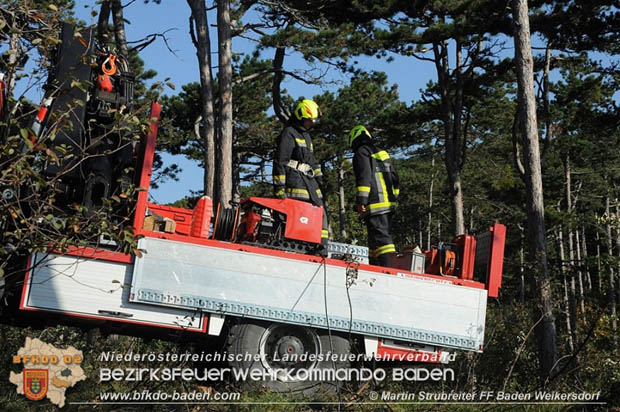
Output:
[{"xmin": 0, "ymin": 104, "xmax": 153, "ymax": 273}]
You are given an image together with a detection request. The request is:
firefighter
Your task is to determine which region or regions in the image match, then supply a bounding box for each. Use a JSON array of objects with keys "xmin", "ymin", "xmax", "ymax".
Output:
[
  {"xmin": 350, "ymin": 125, "xmax": 399, "ymax": 267},
  {"xmin": 273, "ymin": 99, "xmax": 329, "ymax": 251}
]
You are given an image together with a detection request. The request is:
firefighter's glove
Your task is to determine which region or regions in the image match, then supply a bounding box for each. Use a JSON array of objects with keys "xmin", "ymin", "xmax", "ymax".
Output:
[{"xmin": 275, "ymin": 187, "xmax": 286, "ymax": 199}]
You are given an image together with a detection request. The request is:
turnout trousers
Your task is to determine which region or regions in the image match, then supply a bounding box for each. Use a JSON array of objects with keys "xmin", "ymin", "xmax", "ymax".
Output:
[{"xmin": 365, "ymin": 212, "xmax": 396, "ymax": 267}]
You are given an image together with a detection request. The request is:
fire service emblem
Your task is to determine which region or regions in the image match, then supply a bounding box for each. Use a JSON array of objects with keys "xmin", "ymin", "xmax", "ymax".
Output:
[{"xmin": 23, "ymin": 369, "xmax": 48, "ymax": 401}]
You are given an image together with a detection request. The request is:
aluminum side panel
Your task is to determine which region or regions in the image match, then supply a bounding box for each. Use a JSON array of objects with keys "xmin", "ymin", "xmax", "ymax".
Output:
[
  {"xmin": 131, "ymin": 238, "xmax": 487, "ymax": 351},
  {"xmin": 24, "ymin": 253, "xmax": 204, "ymax": 331}
]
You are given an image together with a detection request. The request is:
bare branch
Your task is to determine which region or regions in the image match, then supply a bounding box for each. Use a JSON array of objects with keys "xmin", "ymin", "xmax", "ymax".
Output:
[
  {"xmin": 272, "ymin": 46, "xmax": 289, "ymax": 123},
  {"xmin": 130, "ymin": 29, "xmax": 179, "ymax": 57},
  {"xmin": 194, "ymin": 115, "xmax": 204, "ymax": 150}
]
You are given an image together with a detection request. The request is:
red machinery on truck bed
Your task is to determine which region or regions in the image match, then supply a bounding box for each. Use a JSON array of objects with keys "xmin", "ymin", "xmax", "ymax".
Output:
[{"xmin": 3, "ymin": 22, "xmax": 506, "ymax": 394}]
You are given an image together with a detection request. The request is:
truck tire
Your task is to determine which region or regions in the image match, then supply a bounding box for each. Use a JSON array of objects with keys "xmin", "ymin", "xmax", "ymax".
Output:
[{"xmin": 226, "ymin": 320, "xmax": 350, "ymax": 396}]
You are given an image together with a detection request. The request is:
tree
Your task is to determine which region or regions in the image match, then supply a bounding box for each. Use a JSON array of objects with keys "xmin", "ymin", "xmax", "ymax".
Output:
[
  {"xmin": 217, "ymin": 0, "xmax": 233, "ymax": 207},
  {"xmin": 187, "ymin": 0, "xmax": 216, "ymax": 198},
  {"xmin": 511, "ymin": 0, "xmax": 559, "ymax": 382},
  {"xmin": 368, "ymin": 0, "xmax": 517, "ymax": 236}
]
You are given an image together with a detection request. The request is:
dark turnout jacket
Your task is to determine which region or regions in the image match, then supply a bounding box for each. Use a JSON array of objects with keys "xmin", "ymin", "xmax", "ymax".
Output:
[
  {"xmin": 273, "ymin": 123, "xmax": 323, "ymax": 204},
  {"xmin": 352, "ymin": 137, "xmax": 399, "ymax": 216}
]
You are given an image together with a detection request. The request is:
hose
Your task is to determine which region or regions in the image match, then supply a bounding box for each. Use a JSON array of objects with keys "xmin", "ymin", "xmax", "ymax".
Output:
[{"xmin": 213, "ymin": 207, "xmax": 237, "ymax": 241}]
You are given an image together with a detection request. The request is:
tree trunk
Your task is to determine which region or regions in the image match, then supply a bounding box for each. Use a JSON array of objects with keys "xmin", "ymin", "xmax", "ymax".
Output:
[
  {"xmin": 427, "ymin": 155, "xmax": 435, "ymax": 250},
  {"xmin": 111, "ymin": 0, "xmax": 129, "ymax": 58},
  {"xmin": 232, "ymin": 152, "xmax": 241, "ymax": 204},
  {"xmin": 272, "ymin": 47, "xmax": 290, "ymax": 123},
  {"xmin": 519, "ymin": 224, "xmax": 525, "ymax": 304},
  {"xmin": 260, "ymin": 160, "xmax": 266, "ymax": 183},
  {"xmin": 596, "ymin": 217, "xmax": 602, "ymax": 292},
  {"xmin": 217, "ymin": 0, "xmax": 233, "ymax": 207},
  {"xmin": 433, "ymin": 40, "xmax": 465, "ymax": 236},
  {"xmin": 563, "ymin": 275, "xmax": 574, "ymax": 353},
  {"xmin": 447, "ymin": 168, "xmax": 465, "ymax": 236},
  {"xmin": 97, "ymin": 1, "xmax": 111, "ymax": 46},
  {"xmin": 575, "ymin": 228, "xmax": 586, "ymax": 317},
  {"xmin": 568, "ymin": 252, "xmax": 579, "ymax": 351},
  {"xmin": 564, "ymin": 154, "xmax": 584, "ymax": 327},
  {"xmin": 419, "ymin": 221, "xmax": 423, "ymax": 247},
  {"xmin": 511, "ymin": 0, "xmax": 559, "ymax": 381},
  {"xmin": 606, "ymin": 196, "xmax": 617, "ymax": 339},
  {"xmin": 540, "ymin": 42, "xmax": 552, "ymax": 166},
  {"xmin": 187, "ymin": 0, "xmax": 216, "ymax": 198},
  {"xmin": 452, "ymin": 41, "xmax": 466, "ymax": 236},
  {"xmin": 556, "ymin": 228, "xmax": 574, "ymax": 352},
  {"xmin": 615, "ymin": 202, "xmax": 620, "ymax": 332},
  {"xmin": 581, "ymin": 226, "xmax": 592, "ymax": 292}
]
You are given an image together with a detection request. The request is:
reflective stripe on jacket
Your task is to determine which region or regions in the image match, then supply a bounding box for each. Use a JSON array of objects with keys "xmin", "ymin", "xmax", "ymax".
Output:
[{"xmin": 353, "ymin": 142, "xmax": 399, "ymax": 216}]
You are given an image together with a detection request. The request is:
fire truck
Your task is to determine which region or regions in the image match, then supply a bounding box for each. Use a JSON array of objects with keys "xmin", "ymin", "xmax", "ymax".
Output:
[{"xmin": 1, "ymin": 23, "xmax": 505, "ymax": 394}]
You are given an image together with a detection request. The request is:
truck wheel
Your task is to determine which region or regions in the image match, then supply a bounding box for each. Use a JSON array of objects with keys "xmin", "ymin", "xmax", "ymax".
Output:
[{"xmin": 226, "ymin": 320, "xmax": 350, "ymax": 396}]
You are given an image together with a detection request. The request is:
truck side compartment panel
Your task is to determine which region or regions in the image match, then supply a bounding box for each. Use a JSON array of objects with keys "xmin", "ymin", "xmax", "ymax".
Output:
[
  {"xmin": 130, "ymin": 237, "xmax": 488, "ymax": 352},
  {"xmin": 22, "ymin": 253, "xmax": 206, "ymax": 332}
]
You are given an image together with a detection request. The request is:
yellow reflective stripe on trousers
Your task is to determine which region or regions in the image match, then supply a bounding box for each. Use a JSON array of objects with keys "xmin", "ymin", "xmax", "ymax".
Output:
[
  {"xmin": 321, "ymin": 229, "xmax": 329, "ymax": 239},
  {"xmin": 375, "ymin": 243, "xmax": 396, "ymax": 256}
]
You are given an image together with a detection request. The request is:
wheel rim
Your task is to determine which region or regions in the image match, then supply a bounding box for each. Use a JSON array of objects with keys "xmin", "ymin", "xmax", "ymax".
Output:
[{"xmin": 259, "ymin": 324, "xmax": 321, "ymax": 382}]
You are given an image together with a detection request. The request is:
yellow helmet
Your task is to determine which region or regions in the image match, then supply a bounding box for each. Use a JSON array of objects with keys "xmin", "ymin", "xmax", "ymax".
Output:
[
  {"xmin": 294, "ymin": 99, "xmax": 320, "ymax": 121},
  {"xmin": 349, "ymin": 125, "xmax": 370, "ymax": 146}
]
